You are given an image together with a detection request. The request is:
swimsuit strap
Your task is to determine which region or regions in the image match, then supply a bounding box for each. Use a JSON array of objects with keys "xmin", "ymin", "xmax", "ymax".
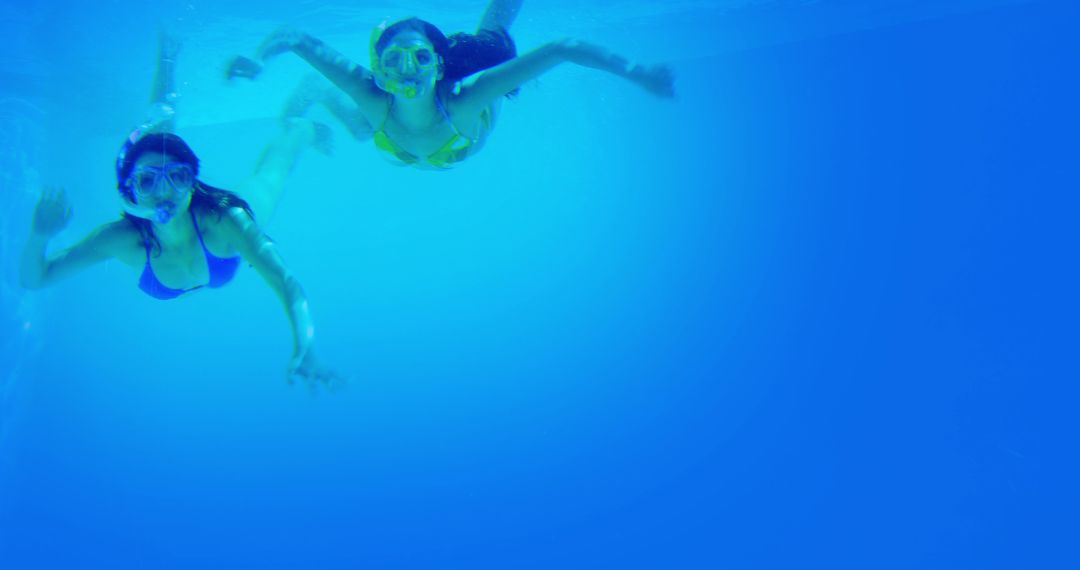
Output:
[
  {"xmin": 189, "ymin": 209, "xmax": 211, "ymax": 255},
  {"xmin": 380, "ymin": 97, "xmax": 395, "ymax": 130},
  {"xmin": 374, "ymin": 98, "xmax": 421, "ymax": 164},
  {"xmin": 434, "ymin": 94, "xmax": 463, "ymax": 137},
  {"xmin": 189, "ymin": 208, "xmax": 242, "ymax": 288}
]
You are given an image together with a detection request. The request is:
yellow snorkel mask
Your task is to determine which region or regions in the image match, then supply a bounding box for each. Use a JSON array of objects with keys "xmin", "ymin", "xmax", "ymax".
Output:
[{"xmin": 370, "ymin": 20, "xmax": 442, "ymax": 99}]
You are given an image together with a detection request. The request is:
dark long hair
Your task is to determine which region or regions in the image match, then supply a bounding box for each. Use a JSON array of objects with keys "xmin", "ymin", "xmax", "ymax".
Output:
[{"xmin": 115, "ymin": 132, "xmax": 253, "ymax": 255}]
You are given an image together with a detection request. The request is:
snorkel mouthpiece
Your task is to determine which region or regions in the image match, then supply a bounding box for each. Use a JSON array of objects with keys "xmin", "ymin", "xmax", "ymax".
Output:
[
  {"xmin": 153, "ymin": 203, "xmax": 178, "ymax": 224},
  {"xmin": 374, "ymin": 74, "xmax": 425, "ymax": 99},
  {"xmin": 121, "ymin": 195, "xmax": 181, "ymax": 225},
  {"xmin": 391, "ymin": 78, "xmax": 421, "ymax": 98}
]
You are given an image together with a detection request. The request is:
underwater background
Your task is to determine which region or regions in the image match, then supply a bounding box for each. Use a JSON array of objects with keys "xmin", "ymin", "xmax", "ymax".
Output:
[{"xmin": 1, "ymin": 0, "xmax": 1077, "ymax": 567}]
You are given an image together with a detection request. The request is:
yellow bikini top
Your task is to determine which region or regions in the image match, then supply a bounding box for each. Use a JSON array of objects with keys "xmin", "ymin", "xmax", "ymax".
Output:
[{"xmin": 372, "ymin": 96, "xmax": 491, "ymax": 169}]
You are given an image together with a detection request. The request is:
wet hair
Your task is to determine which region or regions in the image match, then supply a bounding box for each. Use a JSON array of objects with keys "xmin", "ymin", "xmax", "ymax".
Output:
[
  {"xmin": 374, "ymin": 18, "xmax": 518, "ymax": 92},
  {"xmin": 443, "ymin": 30, "xmax": 518, "ymax": 86},
  {"xmin": 374, "ymin": 18, "xmax": 450, "ymax": 60},
  {"xmin": 115, "ymin": 131, "xmax": 253, "ymax": 255}
]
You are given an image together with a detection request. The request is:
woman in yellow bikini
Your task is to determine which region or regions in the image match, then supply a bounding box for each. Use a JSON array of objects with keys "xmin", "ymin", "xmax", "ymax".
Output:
[{"xmin": 226, "ymin": 0, "xmax": 674, "ymax": 170}]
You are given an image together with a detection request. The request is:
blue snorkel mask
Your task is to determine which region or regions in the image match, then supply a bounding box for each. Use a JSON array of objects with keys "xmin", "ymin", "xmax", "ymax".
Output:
[{"xmin": 124, "ymin": 163, "xmax": 195, "ymax": 224}]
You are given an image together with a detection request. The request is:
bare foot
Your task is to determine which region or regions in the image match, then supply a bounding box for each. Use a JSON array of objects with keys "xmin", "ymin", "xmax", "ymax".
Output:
[
  {"xmin": 225, "ymin": 55, "xmax": 263, "ymax": 80},
  {"xmin": 631, "ymin": 63, "xmax": 676, "ymax": 99},
  {"xmin": 310, "ymin": 122, "xmax": 335, "ymax": 156},
  {"xmin": 158, "ymin": 29, "xmax": 182, "ymax": 62},
  {"xmin": 282, "ymin": 117, "xmax": 335, "ymax": 156}
]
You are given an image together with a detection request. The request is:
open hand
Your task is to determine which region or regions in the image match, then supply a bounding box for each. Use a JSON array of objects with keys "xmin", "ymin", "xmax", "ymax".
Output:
[
  {"xmin": 32, "ymin": 187, "xmax": 72, "ymax": 238},
  {"xmin": 631, "ymin": 63, "xmax": 676, "ymax": 98},
  {"xmin": 287, "ymin": 347, "xmax": 346, "ymax": 394}
]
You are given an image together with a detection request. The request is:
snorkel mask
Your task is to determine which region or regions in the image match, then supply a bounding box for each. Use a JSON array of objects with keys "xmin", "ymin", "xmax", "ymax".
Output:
[
  {"xmin": 116, "ymin": 130, "xmax": 199, "ymax": 225},
  {"xmin": 123, "ymin": 163, "xmax": 195, "ymax": 224},
  {"xmin": 370, "ymin": 20, "xmax": 442, "ymax": 99}
]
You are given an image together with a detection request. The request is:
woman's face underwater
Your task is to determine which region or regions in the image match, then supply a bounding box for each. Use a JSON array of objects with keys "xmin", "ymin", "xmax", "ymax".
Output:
[
  {"xmin": 124, "ymin": 151, "xmax": 194, "ymax": 224},
  {"xmin": 375, "ymin": 30, "xmax": 440, "ymax": 98}
]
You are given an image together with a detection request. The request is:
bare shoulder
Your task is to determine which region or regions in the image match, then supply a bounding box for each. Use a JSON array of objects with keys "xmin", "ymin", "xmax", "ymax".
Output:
[
  {"xmin": 224, "ymin": 206, "xmax": 258, "ymax": 231},
  {"xmin": 92, "ymin": 219, "xmax": 144, "ymax": 249},
  {"xmin": 446, "ymin": 82, "xmax": 492, "ymax": 125},
  {"xmin": 192, "ymin": 206, "xmax": 247, "ymax": 230},
  {"xmin": 213, "ymin": 206, "xmax": 280, "ymax": 264},
  {"xmin": 81, "ymin": 219, "xmax": 145, "ymax": 266},
  {"xmin": 351, "ymin": 73, "xmax": 390, "ymax": 113},
  {"xmin": 208, "ymin": 206, "xmax": 265, "ymax": 244},
  {"xmin": 189, "ymin": 207, "xmax": 256, "ymax": 254}
]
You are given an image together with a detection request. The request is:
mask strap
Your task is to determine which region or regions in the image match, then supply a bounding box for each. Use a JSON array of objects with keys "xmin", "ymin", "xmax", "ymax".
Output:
[{"xmin": 369, "ymin": 20, "xmax": 390, "ymax": 71}]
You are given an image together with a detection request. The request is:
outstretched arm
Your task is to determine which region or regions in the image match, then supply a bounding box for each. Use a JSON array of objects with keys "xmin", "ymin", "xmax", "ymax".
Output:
[
  {"xmin": 456, "ymin": 38, "xmax": 675, "ymax": 113},
  {"xmin": 221, "ymin": 207, "xmax": 341, "ymax": 387},
  {"xmin": 227, "ymin": 28, "xmax": 385, "ymax": 123},
  {"xmin": 20, "ymin": 188, "xmax": 129, "ymax": 289}
]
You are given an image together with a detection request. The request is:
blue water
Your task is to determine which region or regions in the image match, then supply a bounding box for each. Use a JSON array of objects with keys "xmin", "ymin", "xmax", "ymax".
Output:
[{"xmin": 1, "ymin": 0, "xmax": 1077, "ymax": 567}]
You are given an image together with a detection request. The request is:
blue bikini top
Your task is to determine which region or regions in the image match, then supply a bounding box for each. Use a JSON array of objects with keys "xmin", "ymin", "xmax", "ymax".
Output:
[{"xmin": 138, "ymin": 210, "xmax": 241, "ymax": 300}]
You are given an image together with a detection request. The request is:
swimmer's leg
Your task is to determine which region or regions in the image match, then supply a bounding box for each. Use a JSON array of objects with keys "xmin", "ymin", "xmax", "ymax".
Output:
[
  {"xmin": 240, "ymin": 118, "xmax": 319, "ymax": 223},
  {"xmin": 319, "ymin": 89, "xmax": 374, "ymax": 142},
  {"xmin": 146, "ymin": 29, "xmax": 180, "ymax": 133},
  {"xmin": 242, "ymin": 75, "xmax": 378, "ymax": 221},
  {"xmin": 282, "ymin": 75, "xmax": 373, "ymax": 147},
  {"xmin": 479, "ymin": 0, "xmax": 524, "ymax": 33}
]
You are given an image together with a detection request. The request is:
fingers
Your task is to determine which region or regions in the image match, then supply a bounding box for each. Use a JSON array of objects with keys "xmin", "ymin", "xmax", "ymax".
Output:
[
  {"xmin": 57, "ymin": 193, "xmax": 72, "ymax": 224},
  {"xmin": 32, "ymin": 187, "xmax": 73, "ymax": 236},
  {"xmin": 285, "ymin": 366, "xmax": 347, "ymax": 395},
  {"xmin": 37, "ymin": 186, "xmax": 69, "ymax": 210},
  {"xmin": 650, "ymin": 65, "xmax": 676, "ymax": 98},
  {"xmin": 320, "ymin": 371, "xmax": 348, "ymax": 393},
  {"xmin": 45, "ymin": 186, "xmax": 66, "ymax": 201}
]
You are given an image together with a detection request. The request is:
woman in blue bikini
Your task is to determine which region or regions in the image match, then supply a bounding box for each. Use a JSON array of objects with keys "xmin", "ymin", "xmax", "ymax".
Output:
[
  {"xmin": 19, "ymin": 33, "xmax": 339, "ymax": 388},
  {"xmin": 226, "ymin": 0, "xmax": 674, "ymax": 169}
]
